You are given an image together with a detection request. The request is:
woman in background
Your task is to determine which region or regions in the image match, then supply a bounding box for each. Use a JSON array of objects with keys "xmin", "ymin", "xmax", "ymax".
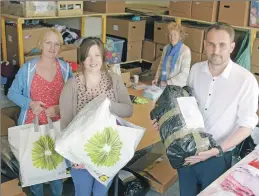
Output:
[{"xmin": 152, "ymin": 22, "xmax": 191, "ymax": 87}]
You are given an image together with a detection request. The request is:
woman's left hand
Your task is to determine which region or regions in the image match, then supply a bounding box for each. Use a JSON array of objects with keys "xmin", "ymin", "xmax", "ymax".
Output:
[{"xmin": 45, "ymin": 105, "xmax": 60, "ymax": 118}]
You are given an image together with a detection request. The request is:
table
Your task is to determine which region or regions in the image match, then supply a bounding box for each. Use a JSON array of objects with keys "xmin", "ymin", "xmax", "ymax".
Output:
[
  {"xmin": 198, "ymin": 149, "xmax": 259, "ymax": 196},
  {"xmin": 126, "ymin": 87, "xmax": 160, "ymax": 151}
]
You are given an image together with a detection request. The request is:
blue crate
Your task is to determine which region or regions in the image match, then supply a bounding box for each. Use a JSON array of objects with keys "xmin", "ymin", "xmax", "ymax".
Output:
[{"xmin": 106, "ymin": 36, "xmax": 125, "ymax": 64}]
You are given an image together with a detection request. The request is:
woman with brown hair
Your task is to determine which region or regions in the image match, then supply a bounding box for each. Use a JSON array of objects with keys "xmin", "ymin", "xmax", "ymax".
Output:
[
  {"xmin": 59, "ymin": 37, "xmax": 133, "ymax": 196},
  {"xmin": 152, "ymin": 22, "xmax": 191, "ymax": 87}
]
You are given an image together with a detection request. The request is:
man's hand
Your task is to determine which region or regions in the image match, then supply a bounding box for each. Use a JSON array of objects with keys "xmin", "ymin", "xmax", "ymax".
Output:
[
  {"xmin": 152, "ymin": 119, "xmax": 159, "ymax": 131},
  {"xmin": 185, "ymin": 148, "xmax": 219, "ymax": 165},
  {"xmin": 45, "ymin": 105, "xmax": 59, "ymax": 118}
]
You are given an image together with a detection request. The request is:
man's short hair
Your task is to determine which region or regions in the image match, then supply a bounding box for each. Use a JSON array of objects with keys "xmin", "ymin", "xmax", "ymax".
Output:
[{"xmin": 205, "ymin": 22, "xmax": 235, "ymax": 42}]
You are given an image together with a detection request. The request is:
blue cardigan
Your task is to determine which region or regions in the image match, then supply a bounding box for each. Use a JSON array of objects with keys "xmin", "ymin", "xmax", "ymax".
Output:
[{"xmin": 7, "ymin": 58, "xmax": 73, "ymax": 125}]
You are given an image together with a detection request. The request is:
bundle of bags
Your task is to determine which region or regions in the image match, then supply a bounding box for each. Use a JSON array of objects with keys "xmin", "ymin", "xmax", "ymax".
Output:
[
  {"xmin": 150, "ymin": 85, "xmax": 217, "ymax": 169},
  {"xmin": 55, "ymin": 95, "xmax": 145, "ymax": 186}
]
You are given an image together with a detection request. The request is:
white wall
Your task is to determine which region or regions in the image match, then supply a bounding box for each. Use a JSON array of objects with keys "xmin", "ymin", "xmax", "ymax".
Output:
[
  {"xmin": 126, "ymin": 1, "xmax": 169, "ymax": 6},
  {"xmin": 46, "ymin": 17, "xmax": 102, "ymax": 38}
]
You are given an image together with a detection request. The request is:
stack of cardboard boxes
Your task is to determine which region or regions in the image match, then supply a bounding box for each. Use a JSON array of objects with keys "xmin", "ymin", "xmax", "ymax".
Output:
[
  {"xmin": 1, "ymin": 1, "xmax": 84, "ymax": 17},
  {"xmin": 183, "ymin": 25, "xmax": 207, "ymax": 65},
  {"xmin": 143, "ymin": 21, "xmax": 168, "ymax": 62},
  {"xmin": 106, "ymin": 17, "xmax": 145, "ymax": 81},
  {"xmin": 107, "ymin": 18, "xmax": 146, "ymax": 62},
  {"xmin": 83, "ymin": 1, "xmax": 125, "ymax": 13},
  {"xmin": 168, "ymin": 1, "xmax": 252, "ymax": 27}
]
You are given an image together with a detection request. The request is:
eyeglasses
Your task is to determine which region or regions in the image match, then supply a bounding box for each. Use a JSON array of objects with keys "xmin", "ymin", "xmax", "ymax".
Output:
[{"xmin": 165, "ymin": 33, "xmax": 179, "ymax": 38}]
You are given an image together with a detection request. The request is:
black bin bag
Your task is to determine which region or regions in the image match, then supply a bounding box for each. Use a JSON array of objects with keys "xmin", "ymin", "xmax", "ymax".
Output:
[{"xmin": 150, "ymin": 85, "xmax": 217, "ymax": 169}]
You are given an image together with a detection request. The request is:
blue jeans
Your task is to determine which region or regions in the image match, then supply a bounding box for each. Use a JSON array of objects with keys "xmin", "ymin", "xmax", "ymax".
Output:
[
  {"xmin": 29, "ymin": 179, "xmax": 63, "ymax": 196},
  {"xmin": 66, "ymin": 160, "xmax": 112, "ymax": 196},
  {"xmin": 177, "ymin": 151, "xmax": 232, "ymax": 196}
]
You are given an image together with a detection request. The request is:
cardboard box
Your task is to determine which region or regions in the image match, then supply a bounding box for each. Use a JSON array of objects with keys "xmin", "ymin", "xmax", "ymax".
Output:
[
  {"xmin": 250, "ymin": 1, "xmax": 259, "ymax": 28},
  {"xmin": 107, "ymin": 18, "xmax": 146, "ymax": 42},
  {"xmin": 107, "ymin": 64, "xmax": 131, "ymax": 87},
  {"xmin": 121, "ymin": 67, "xmax": 142, "ymax": 77},
  {"xmin": 129, "ymin": 142, "xmax": 178, "ymax": 194},
  {"xmin": 151, "ymin": 57, "xmax": 161, "ymax": 73},
  {"xmin": 154, "ymin": 22, "xmax": 169, "ymax": 45},
  {"xmin": 218, "ymin": 2, "xmax": 250, "ymax": 27},
  {"xmin": 6, "ymin": 25, "xmax": 49, "ymax": 57},
  {"xmin": 191, "ymin": 1, "xmax": 219, "ymax": 22},
  {"xmin": 155, "ymin": 44, "xmax": 165, "ymax": 59},
  {"xmin": 252, "ymin": 38, "xmax": 259, "ymax": 66},
  {"xmin": 1, "ymin": 106, "xmax": 20, "ymax": 136},
  {"xmin": 126, "ymin": 41, "xmax": 142, "ymax": 62},
  {"xmin": 1, "ymin": 179, "xmax": 25, "ymax": 196},
  {"xmin": 83, "ymin": 1, "xmax": 125, "ymax": 13},
  {"xmin": 183, "ymin": 25, "xmax": 205, "ymax": 53},
  {"xmin": 121, "ymin": 71, "xmax": 131, "ymax": 87},
  {"xmin": 24, "ymin": 44, "xmax": 78, "ymax": 63},
  {"xmin": 57, "ymin": 1, "xmax": 83, "ymax": 16},
  {"xmin": 201, "ymin": 53, "xmax": 208, "ymax": 61},
  {"xmin": 251, "ymin": 65, "xmax": 259, "ymax": 85},
  {"xmin": 168, "ymin": 2, "xmax": 192, "ymax": 18},
  {"xmin": 142, "ymin": 40, "xmax": 156, "ymax": 62},
  {"xmin": 2, "ymin": 1, "xmax": 56, "ymax": 17},
  {"xmin": 191, "ymin": 51, "xmax": 202, "ymax": 66}
]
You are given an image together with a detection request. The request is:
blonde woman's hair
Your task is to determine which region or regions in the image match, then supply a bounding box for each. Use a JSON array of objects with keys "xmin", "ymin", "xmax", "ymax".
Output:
[
  {"xmin": 167, "ymin": 22, "xmax": 186, "ymax": 41},
  {"xmin": 38, "ymin": 27, "xmax": 64, "ymax": 49}
]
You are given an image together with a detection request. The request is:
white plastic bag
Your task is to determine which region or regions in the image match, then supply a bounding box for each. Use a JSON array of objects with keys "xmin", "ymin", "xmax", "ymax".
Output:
[
  {"xmin": 8, "ymin": 118, "xmax": 70, "ymax": 187},
  {"xmin": 55, "ymin": 95, "xmax": 145, "ymax": 186}
]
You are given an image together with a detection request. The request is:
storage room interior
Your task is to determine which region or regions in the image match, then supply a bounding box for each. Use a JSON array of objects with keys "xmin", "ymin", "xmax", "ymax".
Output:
[{"xmin": 1, "ymin": 1, "xmax": 259, "ymax": 196}]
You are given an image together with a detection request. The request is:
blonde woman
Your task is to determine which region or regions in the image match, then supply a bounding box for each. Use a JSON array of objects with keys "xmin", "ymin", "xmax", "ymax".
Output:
[
  {"xmin": 59, "ymin": 37, "xmax": 133, "ymax": 196},
  {"xmin": 152, "ymin": 22, "xmax": 191, "ymax": 87},
  {"xmin": 8, "ymin": 28, "xmax": 72, "ymax": 196}
]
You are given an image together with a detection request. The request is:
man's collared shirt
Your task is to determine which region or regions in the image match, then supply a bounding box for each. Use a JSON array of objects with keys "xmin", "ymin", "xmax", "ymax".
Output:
[{"xmin": 187, "ymin": 59, "xmax": 259, "ymax": 144}]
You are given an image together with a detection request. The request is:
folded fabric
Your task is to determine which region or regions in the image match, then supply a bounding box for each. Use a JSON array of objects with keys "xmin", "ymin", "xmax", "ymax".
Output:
[
  {"xmin": 221, "ymin": 165, "xmax": 259, "ymax": 196},
  {"xmin": 142, "ymin": 85, "xmax": 163, "ymax": 100}
]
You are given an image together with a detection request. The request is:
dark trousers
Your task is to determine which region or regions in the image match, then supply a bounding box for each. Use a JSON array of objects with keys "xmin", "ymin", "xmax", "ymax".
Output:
[{"xmin": 177, "ymin": 151, "xmax": 232, "ymax": 196}]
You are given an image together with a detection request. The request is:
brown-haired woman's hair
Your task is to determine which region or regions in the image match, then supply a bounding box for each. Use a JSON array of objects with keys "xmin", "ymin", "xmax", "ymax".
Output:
[{"xmin": 79, "ymin": 37, "xmax": 109, "ymax": 72}]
